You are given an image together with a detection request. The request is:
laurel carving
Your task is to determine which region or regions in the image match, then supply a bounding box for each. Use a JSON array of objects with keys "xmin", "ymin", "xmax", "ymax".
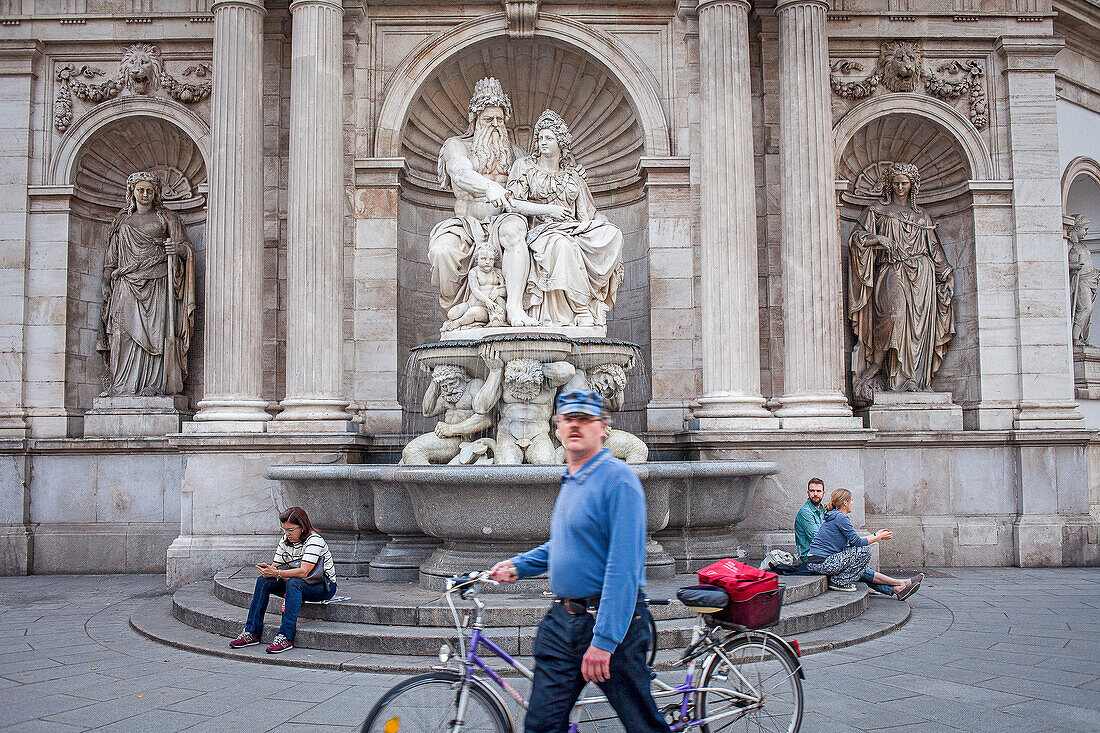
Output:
[
  {"xmin": 55, "ymin": 44, "xmax": 212, "ymax": 132},
  {"xmin": 830, "ymin": 40, "xmax": 988, "ymax": 129}
]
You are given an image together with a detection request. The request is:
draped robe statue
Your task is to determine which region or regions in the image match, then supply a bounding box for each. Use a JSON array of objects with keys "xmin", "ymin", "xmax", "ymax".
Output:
[
  {"xmin": 97, "ymin": 171, "xmax": 196, "ymax": 396},
  {"xmin": 504, "ymin": 109, "xmax": 624, "ymax": 327},
  {"xmin": 1067, "ymin": 215, "xmax": 1098, "ymax": 347},
  {"xmin": 848, "ymin": 163, "xmax": 955, "ymax": 403}
]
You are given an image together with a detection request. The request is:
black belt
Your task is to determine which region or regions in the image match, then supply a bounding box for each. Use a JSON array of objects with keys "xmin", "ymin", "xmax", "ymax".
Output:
[{"xmin": 555, "ymin": 596, "xmax": 601, "ymax": 615}]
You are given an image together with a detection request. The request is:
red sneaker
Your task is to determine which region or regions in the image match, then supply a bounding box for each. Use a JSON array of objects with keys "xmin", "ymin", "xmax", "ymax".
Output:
[
  {"xmin": 229, "ymin": 631, "xmax": 259, "ymax": 648},
  {"xmin": 266, "ymin": 633, "xmax": 293, "ymax": 654}
]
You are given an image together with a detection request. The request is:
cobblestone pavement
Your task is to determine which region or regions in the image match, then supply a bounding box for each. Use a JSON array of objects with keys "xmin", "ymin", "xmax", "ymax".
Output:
[{"xmin": 0, "ymin": 567, "xmax": 1096, "ymax": 732}]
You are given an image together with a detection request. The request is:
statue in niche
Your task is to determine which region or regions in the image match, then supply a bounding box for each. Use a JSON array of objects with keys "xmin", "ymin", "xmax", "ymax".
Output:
[
  {"xmin": 560, "ymin": 363, "xmax": 648, "ymax": 463},
  {"xmin": 441, "ymin": 242, "xmax": 508, "ymax": 332},
  {"xmin": 97, "ymin": 171, "xmax": 196, "ymax": 397},
  {"xmin": 400, "ymin": 365, "xmax": 495, "ymax": 465},
  {"xmin": 848, "ymin": 162, "xmax": 955, "ymax": 403},
  {"xmin": 480, "ymin": 351, "xmax": 575, "ymax": 465},
  {"xmin": 504, "ymin": 110, "xmax": 625, "ymax": 327},
  {"xmin": 1068, "ymin": 214, "xmax": 1097, "ymax": 348},
  {"xmin": 429, "ymin": 77, "xmax": 536, "ymax": 327}
]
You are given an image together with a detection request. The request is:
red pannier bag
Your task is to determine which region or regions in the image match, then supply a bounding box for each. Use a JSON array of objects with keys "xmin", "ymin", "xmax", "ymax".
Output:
[{"xmin": 696, "ymin": 558, "xmax": 783, "ymax": 628}]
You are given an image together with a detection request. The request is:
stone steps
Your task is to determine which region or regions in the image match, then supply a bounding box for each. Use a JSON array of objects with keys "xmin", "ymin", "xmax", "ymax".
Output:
[
  {"xmin": 158, "ymin": 569, "xmax": 881, "ymax": 661},
  {"xmin": 209, "ymin": 568, "xmax": 827, "ymax": 626},
  {"xmin": 130, "ymin": 592, "xmax": 911, "ymax": 674}
]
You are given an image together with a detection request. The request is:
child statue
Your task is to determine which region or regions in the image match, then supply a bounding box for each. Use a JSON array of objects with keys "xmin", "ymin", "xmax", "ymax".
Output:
[{"xmin": 441, "ymin": 243, "xmax": 507, "ymax": 332}]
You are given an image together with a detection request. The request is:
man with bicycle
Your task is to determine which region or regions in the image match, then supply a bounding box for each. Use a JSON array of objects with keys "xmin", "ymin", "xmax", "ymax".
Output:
[{"xmin": 490, "ymin": 389, "xmax": 670, "ymax": 733}]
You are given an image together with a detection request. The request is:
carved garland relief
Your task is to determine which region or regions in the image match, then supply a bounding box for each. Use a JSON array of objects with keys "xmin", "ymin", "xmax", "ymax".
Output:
[
  {"xmin": 830, "ymin": 40, "xmax": 988, "ymax": 129},
  {"xmin": 54, "ymin": 44, "xmax": 212, "ymax": 133}
]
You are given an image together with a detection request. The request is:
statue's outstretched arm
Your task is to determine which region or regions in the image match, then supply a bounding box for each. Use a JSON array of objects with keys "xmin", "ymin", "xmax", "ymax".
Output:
[
  {"xmin": 422, "ymin": 379, "xmax": 444, "ymax": 418},
  {"xmin": 474, "ymin": 353, "xmax": 505, "ymax": 415},
  {"xmin": 544, "ymin": 361, "xmax": 576, "ymax": 387}
]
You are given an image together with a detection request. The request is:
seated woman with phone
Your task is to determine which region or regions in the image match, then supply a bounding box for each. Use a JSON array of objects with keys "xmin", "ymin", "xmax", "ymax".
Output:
[{"xmin": 229, "ymin": 506, "xmax": 337, "ymax": 654}]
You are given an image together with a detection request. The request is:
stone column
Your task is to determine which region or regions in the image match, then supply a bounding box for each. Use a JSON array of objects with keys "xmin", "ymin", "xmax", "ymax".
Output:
[
  {"xmin": 190, "ymin": 0, "xmax": 271, "ymax": 430},
  {"xmin": 271, "ymin": 0, "xmax": 355, "ymax": 431},
  {"xmin": 692, "ymin": 0, "xmax": 777, "ymax": 429},
  {"xmin": 773, "ymin": 0, "xmax": 859, "ymax": 429}
]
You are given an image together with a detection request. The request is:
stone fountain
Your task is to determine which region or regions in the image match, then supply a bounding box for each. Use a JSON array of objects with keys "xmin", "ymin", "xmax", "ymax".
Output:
[{"xmin": 266, "ymin": 78, "xmax": 776, "ymax": 590}]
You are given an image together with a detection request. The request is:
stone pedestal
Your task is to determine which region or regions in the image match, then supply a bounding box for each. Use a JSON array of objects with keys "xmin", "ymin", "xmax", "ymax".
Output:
[
  {"xmin": 1073, "ymin": 346, "xmax": 1100, "ymax": 400},
  {"xmin": 84, "ymin": 396, "xmax": 193, "ymax": 437},
  {"xmin": 859, "ymin": 392, "xmax": 963, "ymax": 432}
]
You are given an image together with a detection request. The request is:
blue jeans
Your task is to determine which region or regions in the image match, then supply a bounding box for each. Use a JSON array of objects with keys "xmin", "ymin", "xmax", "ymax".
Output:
[
  {"xmin": 244, "ymin": 575, "xmax": 336, "ymax": 641},
  {"xmin": 524, "ymin": 597, "xmax": 670, "ymax": 733},
  {"xmin": 860, "ymin": 567, "xmax": 895, "ymax": 596}
]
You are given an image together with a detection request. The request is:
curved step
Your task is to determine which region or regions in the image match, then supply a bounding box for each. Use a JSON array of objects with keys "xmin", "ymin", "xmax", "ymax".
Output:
[
  {"xmin": 131, "ymin": 593, "xmax": 910, "ymax": 674},
  {"xmin": 171, "ymin": 580, "xmax": 867, "ymax": 657},
  {"xmin": 210, "ymin": 567, "xmax": 828, "ymax": 626}
]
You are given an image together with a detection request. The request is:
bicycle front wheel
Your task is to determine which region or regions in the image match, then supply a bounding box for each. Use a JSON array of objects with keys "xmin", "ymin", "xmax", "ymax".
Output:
[
  {"xmin": 696, "ymin": 635, "xmax": 803, "ymax": 733},
  {"xmin": 361, "ymin": 671, "xmax": 512, "ymax": 733}
]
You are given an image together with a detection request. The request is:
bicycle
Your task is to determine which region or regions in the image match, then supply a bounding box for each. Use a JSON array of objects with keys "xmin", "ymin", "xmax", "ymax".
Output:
[{"xmin": 361, "ymin": 571, "xmax": 804, "ymax": 733}]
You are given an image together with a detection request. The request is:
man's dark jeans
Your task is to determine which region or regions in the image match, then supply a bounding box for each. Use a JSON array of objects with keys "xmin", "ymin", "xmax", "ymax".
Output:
[
  {"xmin": 244, "ymin": 575, "xmax": 336, "ymax": 641},
  {"xmin": 524, "ymin": 597, "xmax": 670, "ymax": 733}
]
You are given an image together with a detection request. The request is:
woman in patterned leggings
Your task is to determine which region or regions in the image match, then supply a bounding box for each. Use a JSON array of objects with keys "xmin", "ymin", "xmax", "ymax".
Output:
[{"xmin": 805, "ymin": 488, "xmax": 923, "ymax": 599}]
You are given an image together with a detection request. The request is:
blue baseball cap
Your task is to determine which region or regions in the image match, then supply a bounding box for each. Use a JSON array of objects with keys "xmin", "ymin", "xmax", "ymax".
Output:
[{"xmin": 555, "ymin": 389, "xmax": 604, "ymax": 417}]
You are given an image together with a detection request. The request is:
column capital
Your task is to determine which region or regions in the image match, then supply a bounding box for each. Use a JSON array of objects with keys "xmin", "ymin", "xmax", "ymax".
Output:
[
  {"xmin": 289, "ymin": 0, "xmax": 344, "ymax": 11},
  {"xmin": 211, "ymin": 0, "xmax": 266, "ymax": 12},
  {"xmin": 697, "ymin": 0, "xmax": 751, "ymax": 13},
  {"xmin": 774, "ymin": 0, "xmax": 830, "ymax": 12},
  {"xmin": 995, "ymin": 36, "xmax": 1064, "ymax": 70}
]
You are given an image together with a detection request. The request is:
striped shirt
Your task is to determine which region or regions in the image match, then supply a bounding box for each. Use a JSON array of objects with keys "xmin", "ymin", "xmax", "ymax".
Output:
[{"xmin": 272, "ymin": 531, "xmax": 337, "ymax": 584}]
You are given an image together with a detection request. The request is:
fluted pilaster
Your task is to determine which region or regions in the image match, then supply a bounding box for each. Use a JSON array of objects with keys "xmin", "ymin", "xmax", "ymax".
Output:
[
  {"xmin": 191, "ymin": 0, "xmax": 270, "ymax": 429},
  {"xmin": 774, "ymin": 0, "xmax": 858, "ymax": 427},
  {"xmin": 272, "ymin": 0, "xmax": 353, "ymax": 429},
  {"xmin": 693, "ymin": 0, "xmax": 777, "ymax": 428}
]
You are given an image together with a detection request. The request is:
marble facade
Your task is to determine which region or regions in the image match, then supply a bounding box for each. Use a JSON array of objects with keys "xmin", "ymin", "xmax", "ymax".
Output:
[{"xmin": 1, "ymin": 0, "xmax": 1099, "ymax": 585}]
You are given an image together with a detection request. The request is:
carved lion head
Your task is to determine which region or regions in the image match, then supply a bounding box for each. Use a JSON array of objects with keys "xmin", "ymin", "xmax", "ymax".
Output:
[
  {"xmin": 119, "ymin": 44, "xmax": 164, "ymax": 95},
  {"xmin": 880, "ymin": 41, "xmax": 923, "ymax": 93}
]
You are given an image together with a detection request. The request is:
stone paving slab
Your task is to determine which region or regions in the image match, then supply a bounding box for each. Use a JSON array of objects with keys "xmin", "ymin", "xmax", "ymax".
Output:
[{"xmin": 0, "ymin": 568, "xmax": 1096, "ymax": 732}]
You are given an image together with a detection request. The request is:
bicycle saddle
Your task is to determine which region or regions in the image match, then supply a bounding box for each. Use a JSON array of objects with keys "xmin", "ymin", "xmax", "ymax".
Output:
[{"xmin": 676, "ymin": 584, "xmax": 729, "ymax": 614}]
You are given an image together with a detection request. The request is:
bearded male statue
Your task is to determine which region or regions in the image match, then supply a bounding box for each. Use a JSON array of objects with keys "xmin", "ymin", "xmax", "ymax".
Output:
[
  {"xmin": 478, "ymin": 351, "xmax": 575, "ymax": 465},
  {"xmin": 430, "ymin": 77, "xmax": 536, "ymax": 327},
  {"xmin": 400, "ymin": 365, "xmax": 495, "ymax": 465}
]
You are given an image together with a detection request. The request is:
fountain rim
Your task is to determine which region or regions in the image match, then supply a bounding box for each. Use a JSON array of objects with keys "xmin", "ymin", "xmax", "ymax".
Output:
[{"xmin": 265, "ymin": 460, "xmax": 779, "ymax": 484}]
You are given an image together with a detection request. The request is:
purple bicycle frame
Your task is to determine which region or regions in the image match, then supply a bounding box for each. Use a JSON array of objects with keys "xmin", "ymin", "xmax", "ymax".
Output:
[{"xmin": 461, "ymin": 627, "xmax": 718, "ymax": 732}]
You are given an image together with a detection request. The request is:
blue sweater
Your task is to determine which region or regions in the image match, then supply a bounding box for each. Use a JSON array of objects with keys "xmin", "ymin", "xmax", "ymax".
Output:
[
  {"xmin": 510, "ymin": 449, "xmax": 647, "ymax": 652},
  {"xmin": 806, "ymin": 509, "xmax": 868, "ymax": 561}
]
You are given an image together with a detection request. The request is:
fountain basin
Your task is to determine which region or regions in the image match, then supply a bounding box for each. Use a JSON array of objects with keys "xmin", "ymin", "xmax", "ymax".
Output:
[{"xmin": 266, "ymin": 459, "xmax": 777, "ymax": 589}]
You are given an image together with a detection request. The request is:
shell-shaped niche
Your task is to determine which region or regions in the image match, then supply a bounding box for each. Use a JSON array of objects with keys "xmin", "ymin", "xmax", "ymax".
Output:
[
  {"xmin": 73, "ymin": 115, "xmax": 207, "ymax": 211},
  {"xmin": 401, "ymin": 37, "xmax": 645, "ymax": 199},
  {"xmin": 837, "ymin": 113, "xmax": 971, "ymax": 207}
]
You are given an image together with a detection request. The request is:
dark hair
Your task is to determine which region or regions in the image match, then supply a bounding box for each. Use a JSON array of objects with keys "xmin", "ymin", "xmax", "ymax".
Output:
[
  {"xmin": 807, "ymin": 477, "xmax": 825, "ymax": 490},
  {"xmin": 279, "ymin": 506, "xmax": 315, "ymax": 540}
]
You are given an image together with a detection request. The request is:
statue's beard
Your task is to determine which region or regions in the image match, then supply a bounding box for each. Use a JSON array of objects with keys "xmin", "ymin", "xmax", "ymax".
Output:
[
  {"xmin": 439, "ymin": 383, "xmax": 465, "ymax": 402},
  {"xmin": 506, "ymin": 377, "xmax": 541, "ymax": 402},
  {"xmin": 471, "ymin": 124, "xmax": 513, "ymax": 176}
]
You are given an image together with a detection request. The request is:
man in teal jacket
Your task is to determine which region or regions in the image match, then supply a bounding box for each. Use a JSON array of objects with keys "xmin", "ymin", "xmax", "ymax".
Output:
[{"xmin": 794, "ymin": 477, "xmax": 826, "ymax": 561}]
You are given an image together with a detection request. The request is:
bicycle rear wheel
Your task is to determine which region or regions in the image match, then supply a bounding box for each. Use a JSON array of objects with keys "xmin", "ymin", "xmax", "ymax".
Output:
[
  {"xmin": 361, "ymin": 671, "xmax": 512, "ymax": 733},
  {"xmin": 696, "ymin": 635, "xmax": 803, "ymax": 733}
]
